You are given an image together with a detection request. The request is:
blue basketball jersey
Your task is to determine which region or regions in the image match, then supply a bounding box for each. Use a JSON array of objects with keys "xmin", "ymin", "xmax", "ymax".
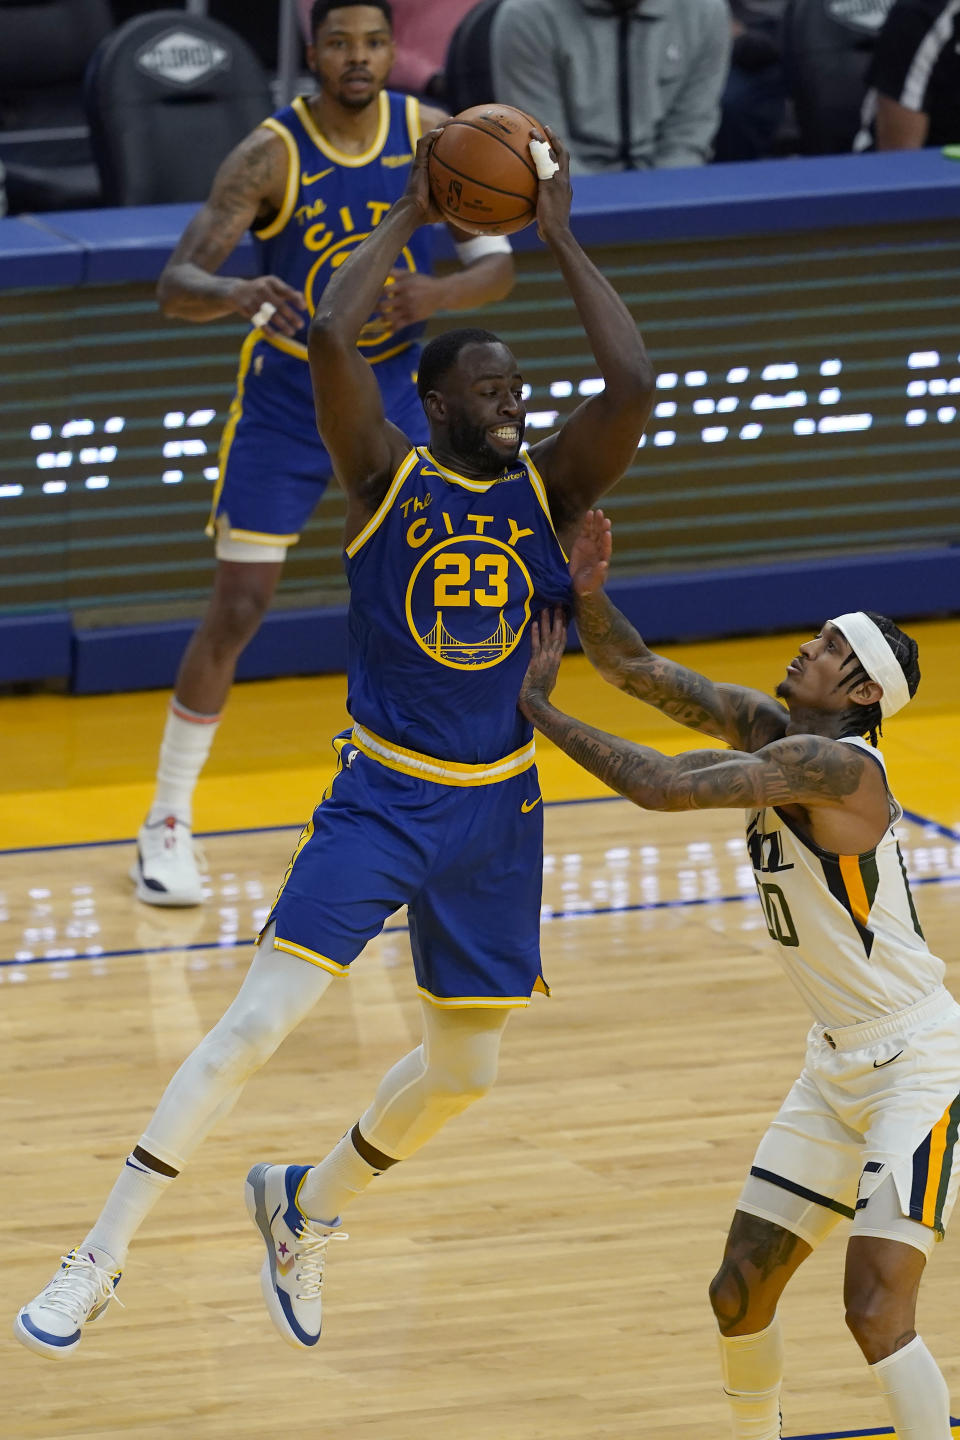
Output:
[
  {"xmin": 345, "ymin": 446, "xmax": 572, "ymax": 766},
  {"xmin": 255, "ymin": 90, "xmax": 434, "ymax": 364}
]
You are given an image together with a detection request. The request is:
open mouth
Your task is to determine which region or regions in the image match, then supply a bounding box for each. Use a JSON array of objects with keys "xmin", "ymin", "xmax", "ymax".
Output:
[{"xmin": 489, "ymin": 424, "xmax": 520, "ymax": 445}]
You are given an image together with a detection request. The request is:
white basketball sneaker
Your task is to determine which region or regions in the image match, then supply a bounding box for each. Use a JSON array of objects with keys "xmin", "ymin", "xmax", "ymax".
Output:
[
  {"xmin": 14, "ymin": 1246, "xmax": 122, "ymax": 1358},
  {"xmin": 131, "ymin": 814, "xmax": 203, "ymax": 907},
  {"xmin": 245, "ymin": 1163, "xmax": 347, "ymax": 1350}
]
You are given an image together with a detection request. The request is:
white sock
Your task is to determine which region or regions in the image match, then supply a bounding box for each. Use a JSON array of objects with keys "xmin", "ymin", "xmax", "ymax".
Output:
[
  {"xmin": 80, "ymin": 1153, "xmax": 174, "ymax": 1269},
  {"xmin": 718, "ymin": 1317, "xmax": 784, "ymax": 1439},
  {"xmin": 148, "ymin": 698, "xmax": 221, "ymax": 827},
  {"xmin": 298, "ymin": 1129, "xmax": 385, "ymax": 1224},
  {"xmin": 870, "ymin": 1334, "xmax": 952, "ymax": 1439}
]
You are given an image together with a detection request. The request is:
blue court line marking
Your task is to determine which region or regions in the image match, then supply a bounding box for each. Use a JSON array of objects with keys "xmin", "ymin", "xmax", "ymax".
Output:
[
  {"xmin": 785, "ymin": 1423, "xmax": 959, "ymax": 1439},
  {"xmin": 1, "ymin": 796, "xmax": 957, "ymax": 859},
  {"xmin": 1, "ymin": 870, "xmax": 957, "ymax": 970}
]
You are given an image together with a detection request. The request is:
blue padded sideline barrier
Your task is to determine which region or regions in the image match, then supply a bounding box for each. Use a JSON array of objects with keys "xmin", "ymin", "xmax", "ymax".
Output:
[
  {"xmin": 71, "ymin": 605, "xmax": 350, "ymax": 694},
  {"xmin": 0, "ymin": 613, "xmax": 73, "ymax": 685},
  {"xmin": 2, "ymin": 150, "xmax": 960, "ymax": 290},
  {"xmin": 68, "ymin": 546, "xmax": 958, "ymax": 694}
]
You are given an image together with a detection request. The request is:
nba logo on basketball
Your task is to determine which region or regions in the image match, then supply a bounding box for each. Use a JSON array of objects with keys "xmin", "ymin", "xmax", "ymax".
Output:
[{"xmin": 445, "ymin": 178, "xmax": 462, "ymax": 212}]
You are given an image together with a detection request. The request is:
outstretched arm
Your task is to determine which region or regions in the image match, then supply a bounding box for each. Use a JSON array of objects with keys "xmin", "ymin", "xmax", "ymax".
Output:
[
  {"xmin": 308, "ymin": 132, "xmax": 441, "ymax": 519},
  {"xmin": 525, "ymin": 130, "xmax": 655, "ymax": 542},
  {"xmin": 519, "ymin": 610, "xmax": 868, "ymax": 812},
  {"xmin": 569, "ymin": 511, "xmax": 788, "ymax": 752}
]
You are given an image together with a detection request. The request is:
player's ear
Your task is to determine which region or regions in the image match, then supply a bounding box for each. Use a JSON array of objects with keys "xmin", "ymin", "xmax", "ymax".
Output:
[
  {"xmin": 848, "ymin": 678, "xmax": 883, "ymax": 709},
  {"xmin": 422, "ymin": 390, "xmax": 445, "ymax": 423},
  {"xmin": 305, "ymin": 42, "xmax": 318, "ymax": 75}
]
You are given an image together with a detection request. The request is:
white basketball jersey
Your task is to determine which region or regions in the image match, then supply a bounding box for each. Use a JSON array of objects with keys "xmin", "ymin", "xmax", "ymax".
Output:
[{"xmin": 745, "ymin": 736, "xmax": 944, "ymax": 1027}]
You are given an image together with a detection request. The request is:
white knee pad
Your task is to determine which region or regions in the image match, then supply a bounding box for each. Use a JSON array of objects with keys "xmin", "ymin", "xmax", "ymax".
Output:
[
  {"xmin": 139, "ymin": 924, "xmax": 333, "ymax": 1169},
  {"xmin": 360, "ymin": 1004, "xmax": 510, "ymax": 1161}
]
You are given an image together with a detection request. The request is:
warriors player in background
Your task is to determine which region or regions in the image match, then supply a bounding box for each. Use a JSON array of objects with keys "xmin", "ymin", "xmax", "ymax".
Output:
[
  {"xmin": 519, "ymin": 509, "xmax": 958, "ymax": 1440},
  {"xmin": 16, "ymin": 132, "xmax": 655, "ymax": 1356},
  {"xmin": 136, "ymin": 0, "xmax": 514, "ymax": 907}
]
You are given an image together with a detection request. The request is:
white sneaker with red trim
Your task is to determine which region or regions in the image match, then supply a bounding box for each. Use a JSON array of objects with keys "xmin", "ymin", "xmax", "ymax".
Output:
[{"xmin": 131, "ymin": 814, "xmax": 203, "ymax": 906}]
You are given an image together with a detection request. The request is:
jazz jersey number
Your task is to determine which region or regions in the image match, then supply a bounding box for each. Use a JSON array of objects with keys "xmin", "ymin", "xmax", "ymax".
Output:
[
  {"xmin": 758, "ymin": 881, "xmax": 800, "ymax": 947},
  {"xmin": 433, "ymin": 551, "xmax": 509, "ymax": 608}
]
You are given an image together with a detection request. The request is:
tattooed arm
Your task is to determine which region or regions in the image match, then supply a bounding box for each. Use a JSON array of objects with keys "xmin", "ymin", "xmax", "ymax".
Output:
[
  {"xmin": 519, "ymin": 609, "xmax": 866, "ymax": 812},
  {"xmin": 156, "ymin": 128, "xmax": 307, "ymax": 336},
  {"xmin": 570, "ymin": 510, "xmax": 787, "ymax": 752}
]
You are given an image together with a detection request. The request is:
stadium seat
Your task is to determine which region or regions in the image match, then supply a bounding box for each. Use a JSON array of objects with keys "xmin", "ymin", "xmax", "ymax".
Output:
[
  {"xmin": 442, "ymin": 0, "xmax": 505, "ymax": 114},
  {"xmin": 0, "ymin": 0, "xmax": 111, "ymax": 213},
  {"xmin": 782, "ymin": 0, "xmax": 894, "ymax": 154},
  {"xmin": 84, "ymin": 10, "xmax": 273, "ymax": 207}
]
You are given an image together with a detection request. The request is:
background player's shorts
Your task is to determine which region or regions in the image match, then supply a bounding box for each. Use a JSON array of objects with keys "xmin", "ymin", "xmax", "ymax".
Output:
[
  {"xmin": 263, "ymin": 734, "xmax": 546, "ymax": 1007},
  {"xmin": 737, "ymin": 989, "xmax": 960, "ymax": 1255},
  {"xmin": 208, "ymin": 337, "xmax": 428, "ymax": 550}
]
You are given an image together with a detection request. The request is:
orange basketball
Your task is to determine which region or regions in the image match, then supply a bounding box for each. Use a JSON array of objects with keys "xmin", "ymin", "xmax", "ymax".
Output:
[{"xmin": 427, "ymin": 104, "xmax": 542, "ymax": 236}]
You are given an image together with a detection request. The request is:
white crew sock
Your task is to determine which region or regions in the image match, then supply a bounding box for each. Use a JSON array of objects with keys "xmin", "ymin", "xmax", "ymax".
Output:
[
  {"xmin": 297, "ymin": 1129, "xmax": 385, "ymax": 1224},
  {"xmin": 80, "ymin": 1153, "xmax": 174, "ymax": 1269},
  {"xmin": 718, "ymin": 1317, "xmax": 785, "ymax": 1439},
  {"xmin": 870, "ymin": 1334, "xmax": 952, "ymax": 1439},
  {"xmin": 148, "ymin": 698, "xmax": 221, "ymax": 827}
]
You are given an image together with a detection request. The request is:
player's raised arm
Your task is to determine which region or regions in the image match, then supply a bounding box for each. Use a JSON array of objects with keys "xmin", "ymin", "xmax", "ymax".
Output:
[
  {"xmin": 375, "ymin": 102, "xmax": 515, "ymax": 336},
  {"xmin": 157, "ymin": 127, "xmax": 307, "ymax": 335},
  {"xmin": 570, "ymin": 510, "xmax": 789, "ymax": 752},
  {"xmin": 519, "ymin": 609, "xmax": 873, "ymax": 815},
  {"xmin": 308, "ymin": 131, "xmax": 441, "ymax": 519},
  {"xmin": 524, "ymin": 127, "xmax": 655, "ymax": 543}
]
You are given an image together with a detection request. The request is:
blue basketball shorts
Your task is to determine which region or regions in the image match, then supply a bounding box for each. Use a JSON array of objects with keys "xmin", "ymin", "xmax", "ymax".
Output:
[
  {"xmin": 263, "ymin": 734, "xmax": 547, "ymax": 1008},
  {"xmin": 208, "ymin": 337, "xmax": 428, "ymax": 546}
]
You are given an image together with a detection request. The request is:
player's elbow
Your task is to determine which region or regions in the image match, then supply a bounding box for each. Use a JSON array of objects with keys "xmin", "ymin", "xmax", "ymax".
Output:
[
  {"xmin": 608, "ymin": 348, "xmax": 656, "ymax": 421},
  {"xmin": 156, "ymin": 267, "xmax": 183, "ymax": 318},
  {"xmin": 308, "ymin": 306, "xmax": 350, "ymax": 360}
]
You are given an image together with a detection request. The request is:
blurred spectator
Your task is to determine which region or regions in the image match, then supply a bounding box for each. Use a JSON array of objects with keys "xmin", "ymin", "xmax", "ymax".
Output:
[
  {"xmin": 713, "ymin": 0, "xmax": 789, "ymax": 161},
  {"xmin": 0, "ymin": 160, "xmax": 7, "ymax": 217},
  {"xmin": 297, "ymin": 0, "xmax": 478, "ymax": 96},
  {"xmin": 783, "ymin": 0, "xmax": 892, "ymax": 155},
  {"xmin": 490, "ymin": 0, "xmax": 732, "ymax": 173},
  {"xmin": 855, "ymin": 0, "xmax": 960, "ymax": 150}
]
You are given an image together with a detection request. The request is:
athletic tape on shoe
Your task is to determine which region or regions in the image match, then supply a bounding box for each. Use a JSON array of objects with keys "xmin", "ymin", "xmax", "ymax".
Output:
[
  {"xmin": 251, "ymin": 302, "xmax": 276, "ymax": 328},
  {"xmin": 529, "ymin": 139, "xmax": 559, "ymax": 180},
  {"xmin": 830, "ymin": 611, "xmax": 911, "ymax": 718}
]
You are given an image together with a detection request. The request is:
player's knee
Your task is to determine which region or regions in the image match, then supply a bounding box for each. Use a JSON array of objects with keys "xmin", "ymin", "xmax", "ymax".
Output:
[
  {"xmin": 708, "ymin": 1262, "xmax": 769, "ymax": 1334},
  {"xmin": 200, "ymin": 1004, "xmax": 288, "ymax": 1083},
  {"xmin": 426, "ymin": 1055, "xmax": 498, "ymax": 1112},
  {"xmin": 205, "ymin": 583, "xmax": 272, "ymax": 654},
  {"xmin": 844, "ymin": 1292, "xmax": 910, "ymax": 1360}
]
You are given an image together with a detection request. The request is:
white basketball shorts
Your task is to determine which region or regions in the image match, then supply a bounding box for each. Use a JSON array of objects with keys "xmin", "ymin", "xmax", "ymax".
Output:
[{"xmin": 737, "ymin": 987, "xmax": 960, "ymax": 1256}]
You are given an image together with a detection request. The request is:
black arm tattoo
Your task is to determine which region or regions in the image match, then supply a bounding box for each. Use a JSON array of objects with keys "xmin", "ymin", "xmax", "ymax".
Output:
[
  {"xmin": 524, "ymin": 697, "xmax": 866, "ymax": 812},
  {"xmin": 574, "ymin": 590, "xmax": 787, "ymax": 751}
]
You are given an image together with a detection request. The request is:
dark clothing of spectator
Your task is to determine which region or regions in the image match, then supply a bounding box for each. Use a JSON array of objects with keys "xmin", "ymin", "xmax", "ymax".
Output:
[
  {"xmin": 856, "ymin": 0, "xmax": 960, "ymax": 149},
  {"xmin": 714, "ymin": 0, "xmax": 788, "ymax": 160}
]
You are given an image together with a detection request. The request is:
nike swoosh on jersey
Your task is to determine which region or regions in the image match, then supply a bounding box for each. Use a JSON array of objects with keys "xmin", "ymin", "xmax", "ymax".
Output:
[
  {"xmin": 301, "ymin": 167, "xmax": 335, "ymax": 186},
  {"xmin": 521, "ymin": 796, "xmax": 542, "ymax": 813},
  {"xmin": 873, "ymin": 1049, "xmax": 904, "ymax": 1068}
]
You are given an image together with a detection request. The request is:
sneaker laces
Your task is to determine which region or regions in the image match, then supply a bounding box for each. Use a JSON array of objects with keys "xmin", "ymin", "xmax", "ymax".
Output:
[
  {"xmin": 293, "ymin": 1223, "xmax": 348, "ymax": 1301},
  {"xmin": 40, "ymin": 1254, "xmax": 124, "ymax": 1324}
]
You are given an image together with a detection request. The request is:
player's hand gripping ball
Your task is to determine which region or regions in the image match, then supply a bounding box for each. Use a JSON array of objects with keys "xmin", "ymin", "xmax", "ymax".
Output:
[{"xmin": 427, "ymin": 104, "xmax": 550, "ymax": 235}]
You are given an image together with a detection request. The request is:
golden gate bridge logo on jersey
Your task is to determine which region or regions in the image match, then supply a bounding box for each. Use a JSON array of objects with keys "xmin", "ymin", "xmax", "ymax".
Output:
[{"xmin": 404, "ymin": 535, "xmax": 534, "ymax": 670}]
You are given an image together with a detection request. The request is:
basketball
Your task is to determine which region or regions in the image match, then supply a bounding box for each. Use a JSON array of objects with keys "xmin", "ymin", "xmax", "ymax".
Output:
[{"xmin": 427, "ymin": 104, "xmax": 542, "ymax": 236}]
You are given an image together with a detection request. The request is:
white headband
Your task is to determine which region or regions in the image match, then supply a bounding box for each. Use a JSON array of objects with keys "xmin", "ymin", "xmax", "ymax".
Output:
[{"xmin": 829, "ymin": 612, "xmax": 910, "ymax": 719}]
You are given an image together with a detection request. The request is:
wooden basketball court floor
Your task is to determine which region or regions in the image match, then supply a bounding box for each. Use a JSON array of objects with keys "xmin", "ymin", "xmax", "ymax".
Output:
[{"xmin": 1, "ymin": 622, "xmax": 958, "ymax": 1440}]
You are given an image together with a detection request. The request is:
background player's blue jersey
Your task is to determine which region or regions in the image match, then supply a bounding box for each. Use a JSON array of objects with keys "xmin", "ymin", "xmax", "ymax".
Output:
[
  {"xmin": 255, "ymin": 90, "xmax": 434, "ymax": 365},
  {"xmin": 345, "ymin": 446, "xmax": 572, "ymax": 765}
]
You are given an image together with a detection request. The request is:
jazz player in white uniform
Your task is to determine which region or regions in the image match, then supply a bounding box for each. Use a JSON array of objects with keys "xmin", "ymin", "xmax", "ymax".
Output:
[{"xmin": 517, "ymin": 508, "xmax": 960, "ymax": 1440}]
